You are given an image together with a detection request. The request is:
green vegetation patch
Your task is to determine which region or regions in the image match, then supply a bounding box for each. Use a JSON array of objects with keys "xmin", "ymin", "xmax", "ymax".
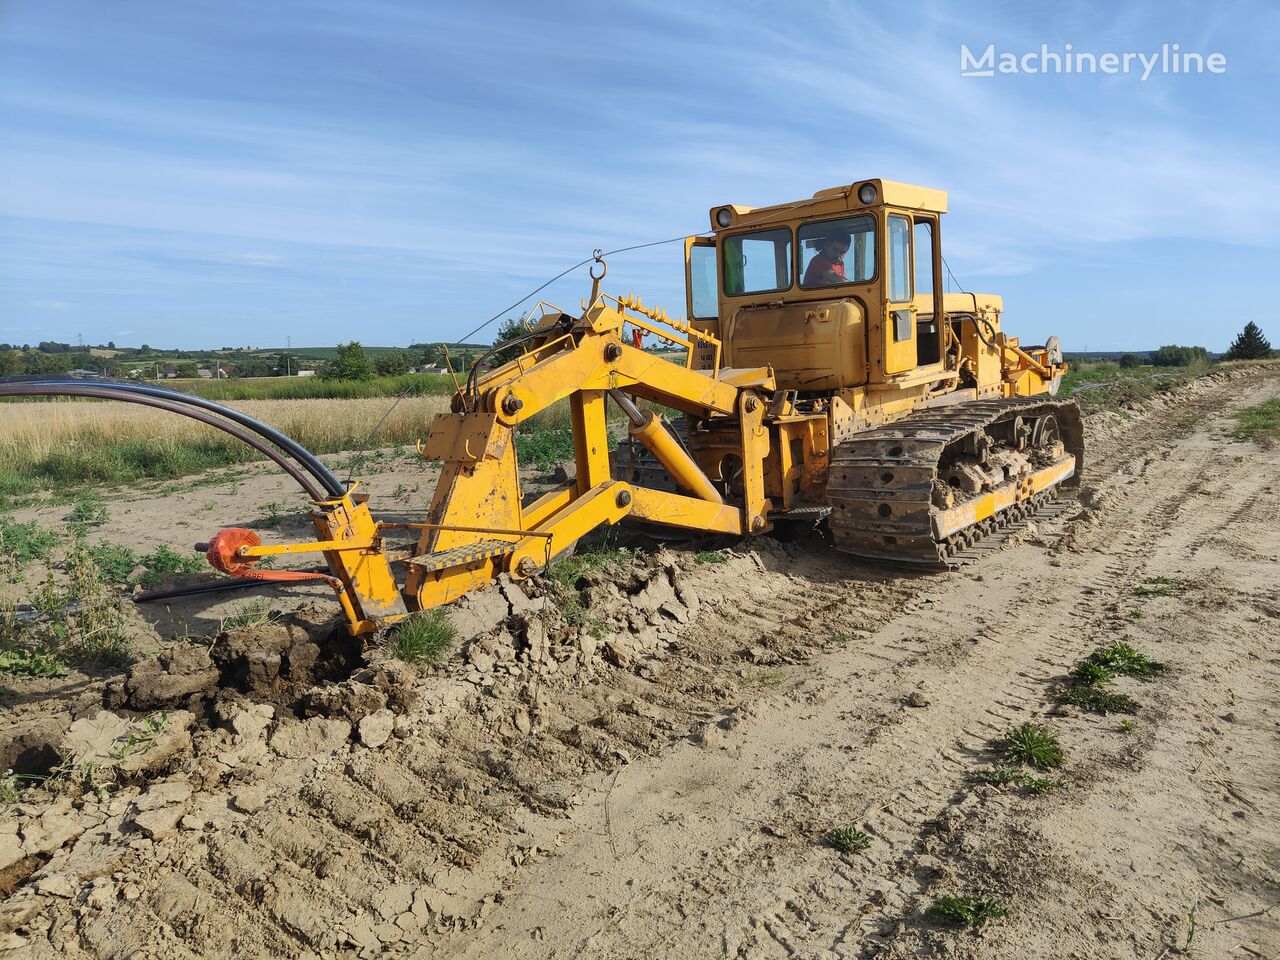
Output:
[
  {"xmin": 1132, "ymin": 575, "xmax": 1184, "ymax": 598},
  {"xmin": 1060, "ymin": 685, "xmax": 1139, "ymax": 715},
  {"xmin": 388, "ymin": 610, "xmax": 456, "ymax": 665},
  {"xmin": 220, "ymin": 599, "xmax": 280, "ymax": 632},
  {"xmin": 825, "ymin": 825, "xmax": 871, "ymax": 854},
  {"xmin": 929, "ymin": 894, "xmax": 1008, "ymax": 927},
  {"xmin": 1230, "ymin": 398, "xmax": 1280, "ymax": 447},
  {"xmin": 1081, "ymin": 640, "xmax": 1166, "ymax": 681},
  {"xmin": 976, "ymin": 764, "xmax": 1064, "ymax": 794},
  {"xmin": 1002, "ymin": 722, "xmax": 1064, "ymax": 770},
  {"xmin": 0, "ymin": 646, "xmax": 69, "ymax": 678},
  {"xmin": 0, "ymin": 518, "xmax": 58, "ymax": 572},
  {"xmin": 514, "ymin": 426, "xmax": 577, "ymax": 470}
]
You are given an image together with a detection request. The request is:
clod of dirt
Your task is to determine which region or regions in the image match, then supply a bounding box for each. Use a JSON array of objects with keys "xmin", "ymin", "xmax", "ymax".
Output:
[
  {"xmin": 268, "ymin": 716, "xmax": 351, "ymax": 759},
  {"xmin": 297, "ymin": 660, "xmax": 417, "ymax": 725},
  {"xmin": 122, "ymin": 646, "xmax": 220, "ymax": 711}
]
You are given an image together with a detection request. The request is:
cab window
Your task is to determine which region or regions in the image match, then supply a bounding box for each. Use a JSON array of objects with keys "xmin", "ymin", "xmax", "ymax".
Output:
[
  {"xmin": 723, "ymin": 228, "xmax": 792, "ymax": 295},
  {"xmin": 887, "ymin": 215, "xmax": 912, "ymax": 302},
  {"xmin": 799, "ymin": 215, "xmax": 875, "ymax": 289},
  {"xmin": 689, "ymin": 243, "xmax": 717, "ymax": 319}
]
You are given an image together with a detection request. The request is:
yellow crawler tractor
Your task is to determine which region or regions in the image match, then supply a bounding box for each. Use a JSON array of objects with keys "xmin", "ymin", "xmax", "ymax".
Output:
[{"xmin": 201, "ymin": 179, "xmax": 1083, "ymax": 635}]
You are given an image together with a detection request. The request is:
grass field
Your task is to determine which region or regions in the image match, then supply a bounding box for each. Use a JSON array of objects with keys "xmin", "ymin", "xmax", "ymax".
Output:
[
  {"xmin": 0, "ymin": 396, "xmax": 451, "ymax": 502},
  {"xmin": 170, "ymin": 372, "xmax": 458, "ymax": 401}
]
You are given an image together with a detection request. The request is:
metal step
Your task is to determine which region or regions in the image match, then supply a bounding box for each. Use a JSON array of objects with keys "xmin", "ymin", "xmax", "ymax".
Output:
[{"xmin": 406, "ymin": 538, "xmax": 516, "ymax": 573}]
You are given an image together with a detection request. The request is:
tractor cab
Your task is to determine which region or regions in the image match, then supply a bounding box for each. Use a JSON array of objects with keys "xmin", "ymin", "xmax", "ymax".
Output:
[{"xmin": 686, "ymin": 179, "xmax": 948, "ymax": 394}]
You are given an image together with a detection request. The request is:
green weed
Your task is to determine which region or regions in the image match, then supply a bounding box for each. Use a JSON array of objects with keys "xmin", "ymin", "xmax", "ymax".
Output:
[
  {"xmin": 1069, "ymin": 660, "xmax": 1114, "ymax": 686},
  {"xmin": 388, "ymin": 610, "xmax": 456, "ymax": 665},
  {"xmin": 694, "ymin": 550, "xmax": 730, "ymax": 564},
  {"xmin": 1119, "ymin": 719, "xmax": 1138, "ymax": 732},
  {"xmin": 108, "ymin": 714, "xmax": 167, "ymax": 761},
  {"xmin": 929, "ymin": 894, "xmax": 1007, "ymax": 927},
  {"xmin": 1060, "ymin": 685, "xmax": 1139, "ymax": 715},
  {"xmin": 1083, "ymin": 641, "xmax": 1167, "ymax": 680},
  {"xmin": 0, "ymin": 646, "xmax": 69, "ymax": 678},
  {"xmin": 825, "ymin": 826, "xmax": 871, "ymax": 854},
  {"xmin": 1132, "ymin": 576, "xmax": 1183, "ymax": 598},
  {"xmin": 220, "ymin": 599, "xmax": 279, "ymax": 632},
  {"xmin": 66, "ymin": 498, "xmax": 109, "ymax": 534},
  {"xmin": 1002, "ymin": 723, "xmax": 1064, "ymax": 770},
  {"xmin": 977, "ymin": 765, "xmax": 1064, "ymax": 794},
  {"xmin": 515, "ymin": 426, "xmax": 577, "ymax": 470},
  {"xmin": 0, "ymin": 518, "xmax": 58, "ymax": 573},
  {"xmin": 1231, "ymin": 398, "xmax": 1280, "ymax": 447}
]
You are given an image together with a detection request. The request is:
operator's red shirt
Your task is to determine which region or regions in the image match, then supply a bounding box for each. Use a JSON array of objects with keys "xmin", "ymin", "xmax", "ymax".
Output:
[{"xmin": 804, "ymin": 252, "xmax": 845, "ymax": 286}]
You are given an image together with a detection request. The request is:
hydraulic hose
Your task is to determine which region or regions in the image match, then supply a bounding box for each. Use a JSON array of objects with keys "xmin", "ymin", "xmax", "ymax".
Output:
[
  {"xmin": 1, "ymin": 375, "xmax": 345, "ymax": 497},
  {"xmin": 0, "ymin": 381, "xmax": 327, "ymax": 499}
]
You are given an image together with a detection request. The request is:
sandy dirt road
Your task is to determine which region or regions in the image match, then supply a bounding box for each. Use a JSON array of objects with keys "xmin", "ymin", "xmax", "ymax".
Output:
[{"xmin": 3, "ymin": 365, "xmax": 1277, "ymax": 959}]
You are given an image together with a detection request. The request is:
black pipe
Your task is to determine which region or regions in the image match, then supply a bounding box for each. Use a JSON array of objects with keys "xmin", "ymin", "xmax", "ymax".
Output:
[
  {"xmin": 132, "ymin": 569, "xmax": 327, "ymax": 604},
  {"xmin": 1, "ymin": 375, "xmax": 345, "ymax": 496},
  {"xmin": 0, "ymin": 382, "xmax": 326, "ymax": 499}
]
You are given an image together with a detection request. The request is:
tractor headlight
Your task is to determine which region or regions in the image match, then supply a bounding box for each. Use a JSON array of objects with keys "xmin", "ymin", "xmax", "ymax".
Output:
[
  {"xmin": 857, "ymin": 182, "xmax": 878, "ymax": 205},
  {"xmin": 714, "ymin": 207, "xmax": 734, "ymax": 228}
]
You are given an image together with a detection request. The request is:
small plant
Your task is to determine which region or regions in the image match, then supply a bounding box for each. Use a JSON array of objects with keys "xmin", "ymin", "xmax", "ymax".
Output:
[
  {"xmin": 1119, "ymin": 719, "xmax": 1138, "ymax": 732},
  {"xmin": 977, "ymin": 765, "xmax": 1064, "ymax": 794},
  {"xmin": 1069, "ymin": 660, "xmax": 1114, "ymax": 686},
  {"xmin": 825, "ymin": 825, "xmax": 871, "ymax": 854},
  {"xmin": 0, "ymin": 646, "xmax": 69, "ymax": 679},
  {"xmin": 0, "ymin": 518, "xmax": 58, "ymax": 575},
  {"xmin": 1060, "ymin": 685, "xmax": 1139, "ymax": 715},
  {"xmin": 0, "ymin": 770, "xmax": 22, "ymax": 806},
  {"xmin": 929, "ymin": 894, "xmax": 1007, "ymax": 927},
  {"xmin": 1128, "ymin": 608, "xmax": 1145, "ymax": 620},
  {"xmin": 108, "ymin": 714, "xmax": 167, "ymax": 761},
  {"xmin": 137, "ymin": 545, "xmax": 205, "ymax": 587},
  {"xmin": 1084, "ymin": 641, "xmax": 1166, "ymax": 680},
  {"xmin": 694, "ymin": 550, "xmax": 730, "ymax": 565},
  {"xmin": 389, "ymin": 610, "xmax": 455, "ymax": 665},
  {"xmin": 1132, "ymin": 576, "xmax": 1183, "ymax": 598},
  {"xmin": 1003, "ymin": 722, "xmax": 1064, "ymax": 770},
  {"xmin": 86, "ymin": 541, "xmax": 140, "ymax": 585},
  {"xmin": 1184, "ymin": 902, "xmax": 1198, "ymax": 951},
  {"xmin": 220, "ymin": 599, "xmax": 280, "ymax": 632},
  {"xmin": 66, "ymin": 499, "xmax": 109, "ymax": 535},
  {"xmin": 258, "ymin": 501, "xmax": 285, "ymax": 527}
]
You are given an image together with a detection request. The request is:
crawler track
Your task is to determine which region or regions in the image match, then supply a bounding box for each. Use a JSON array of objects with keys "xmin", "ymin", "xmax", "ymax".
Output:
[{"xmin": 826, "ymin": 396, "xmax": 1084, "ymax": 567}]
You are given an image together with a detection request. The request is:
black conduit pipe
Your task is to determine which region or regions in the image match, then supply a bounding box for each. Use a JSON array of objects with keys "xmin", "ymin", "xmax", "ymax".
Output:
[
  {"xmin": 0, "ymin": 382, "xmax": 327, "ymax": 499},
  {"xmin": 0, "ymin": 375, "xmax": 345, "ymax": 497}
]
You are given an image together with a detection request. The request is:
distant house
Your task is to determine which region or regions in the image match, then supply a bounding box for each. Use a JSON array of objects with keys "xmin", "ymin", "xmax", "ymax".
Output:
[
  {"xmin": 295, "ymin": 369, "xmax": 317, "ymax": 377},
  {"xmin": 67, "ymin": 368, "xmax": 98, "ymax": 376},
  {"xmin": 162, "ymin": 364, "xmax": 177, "ymax": 378},
  {"xmin": 197, "ymin": 368, "xmax": 213, "ymax": 378}
]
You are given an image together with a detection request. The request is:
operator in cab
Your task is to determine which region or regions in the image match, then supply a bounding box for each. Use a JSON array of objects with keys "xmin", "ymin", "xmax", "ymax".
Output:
[{"xmin": 803, "ymin": 232, "xmax": 850, "ymax": 287}]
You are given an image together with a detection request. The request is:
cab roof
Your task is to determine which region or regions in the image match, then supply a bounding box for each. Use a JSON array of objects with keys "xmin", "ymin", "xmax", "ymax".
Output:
[{"xmin": 709, "ymin": 179, "xmax": 948, "ymax": 233}]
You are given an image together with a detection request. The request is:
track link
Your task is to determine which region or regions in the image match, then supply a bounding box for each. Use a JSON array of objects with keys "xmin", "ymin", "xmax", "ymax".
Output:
[{"xmin": 826, "ymin": 396, "xmax": 1084, "ymax": 568}]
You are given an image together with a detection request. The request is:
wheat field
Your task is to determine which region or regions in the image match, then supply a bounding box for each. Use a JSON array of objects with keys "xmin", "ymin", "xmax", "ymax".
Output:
[{"xmin": 0, "ymin": 396, "xmax": 453, "ymax": 491}]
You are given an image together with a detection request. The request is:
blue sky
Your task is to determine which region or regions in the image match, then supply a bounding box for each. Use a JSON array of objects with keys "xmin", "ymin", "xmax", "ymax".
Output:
[{"xmin": 2, "ymin": 0, "xmax": 1276, "ymax": 351}]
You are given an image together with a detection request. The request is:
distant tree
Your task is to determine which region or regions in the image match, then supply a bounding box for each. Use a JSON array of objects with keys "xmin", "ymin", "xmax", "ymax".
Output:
[
  {"xmin": 139, "ymin": 344, "xmax": 152, "ymax": 353},
  {"xmin": 174, "ymin": 361, "xmax": 199, "ymax": 378},
  {"xmin": 237, "ymin": 357, "xmax": 272, "ymax": 378},
  {"xmin": 1118, "ymin": 353, "xmax": 1141, "ymax": 369},
  {"xmin": 1224, "ymin": 321, "xmax": 1272, "ymax": 360},
  {"xmin": 107, "ymin": 341, "xmax": 116, "ymax": 350},
  {"xmin": 1151, "ymin": 345, "xmax": 1208, "ymax": 367},
  {"xmin": 321, "ymin": 341, "xmax": 377, "ymax": 381},
  {"xmin": 269, "ymin": 353, "xmax": 295, "ymax": 377},
  {"xmin": 375, "ymin": 348, "xmax": 414, "ymax": 376},
  {"xmin": 0, "ymin": 350, "xmax": 21, "ymax": 376},
  {"xmin": 490, "ymin": 318, "xmax": 528, "ymax": 364}
]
